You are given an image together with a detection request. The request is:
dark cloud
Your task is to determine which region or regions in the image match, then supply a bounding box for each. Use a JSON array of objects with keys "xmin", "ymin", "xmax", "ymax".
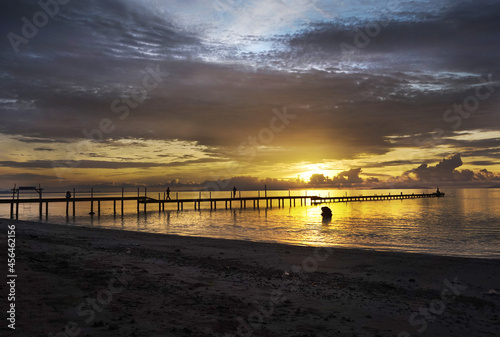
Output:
[
  {"xmin": 402, "ymin": 154, "xmax": 500, "ymax": 182},
  {"xmin": 361, "ymin": 159, "xmax": 434, "ymax": 169},
  {"xmin": 331, "ymin": 168, "xmax": 364, "ymax": 186},
  {"xmin": 404, "ymin": 153, "xmax": 464, "ymax": 181},
  {"xmin": 0, "ymin": 173, "xmax": 59, "ymax": 180},
  {"xmin": 470, "ymin": 161, "xmax": 499, "ymax": 166},
  {"xmin": 309, "ymin": 168, "xmax": 364, "ymax": 187},
  {"xmin": 284, "ymin": 0, "xmax": 500, "ymax": 73},
  {"xmin": 0, "ymin": 158, "xmax": 218, "ymax": 169},
  {"xmin": 0, "ymin": 0, "xmax": 499, "ymax": 184},
  {"xmin": 475, "ymin": 169, "xmax": 500, "ymax": 181},
  {"xmin": 461, "ymin": 148, "xmax": 500, "ymax": 160}
]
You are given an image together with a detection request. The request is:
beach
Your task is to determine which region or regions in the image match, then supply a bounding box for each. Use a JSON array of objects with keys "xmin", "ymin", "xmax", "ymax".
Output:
[{"xmin": 1, "ymin": 219, "xmax": 499, "ymax": 337}]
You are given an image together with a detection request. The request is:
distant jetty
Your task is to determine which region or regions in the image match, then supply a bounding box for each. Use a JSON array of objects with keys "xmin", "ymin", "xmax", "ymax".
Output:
[{"xmin": 311, "ymin": 190, "xmax": 444, "ymax": 205}]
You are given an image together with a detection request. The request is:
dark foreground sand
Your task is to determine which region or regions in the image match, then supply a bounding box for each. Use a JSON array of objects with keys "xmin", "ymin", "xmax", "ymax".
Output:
[{"xmin": 0, "ymin": 219, "xmax": 499, "ymax": 337}]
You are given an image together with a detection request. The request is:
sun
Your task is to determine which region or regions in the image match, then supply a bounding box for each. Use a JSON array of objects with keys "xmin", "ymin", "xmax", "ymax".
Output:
[{"xmin": 296, "ymin": 163, "xmax": 339, "ymax": 181}]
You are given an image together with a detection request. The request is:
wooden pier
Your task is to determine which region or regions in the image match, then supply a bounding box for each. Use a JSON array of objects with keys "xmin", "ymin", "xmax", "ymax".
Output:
[
  {"xmin": 0, "ymin": 187, "xmax": 444, "ymax": 220},
  {"xmin": 0, "ymin": 194, "xmax": 312, "ymax": 219}
]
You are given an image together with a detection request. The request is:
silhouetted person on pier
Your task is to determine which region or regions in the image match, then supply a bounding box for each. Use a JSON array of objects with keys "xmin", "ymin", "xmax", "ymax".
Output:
[
  {"xmin": 233, "ymin": 186, "xmax": 237, "ymax": 199},
  {"xmin": 166, "ymin": 187, "xmax": 171, "ymax": 200},
  {"xmin": 66, "ymin": 191, "xmax": 71, "ymax": 199}
]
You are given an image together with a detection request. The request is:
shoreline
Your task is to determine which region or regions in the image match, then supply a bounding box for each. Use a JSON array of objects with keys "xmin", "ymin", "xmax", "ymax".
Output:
[
  {"xmin": 1, "ymin": 218, "xmax": 499, "ymax": 336},
  {"xmin": 4, "ymin": 217, "xmax": 500, "ymax": 261},
  {"xmin": 3, "ymin": 215, "xmax": 498, "ymax": 260}
]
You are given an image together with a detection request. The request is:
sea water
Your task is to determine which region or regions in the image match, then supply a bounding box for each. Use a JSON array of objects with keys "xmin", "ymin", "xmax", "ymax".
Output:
[{"xmin": 1, "ymin": 188, "xmax": 499, "ymax": 258}]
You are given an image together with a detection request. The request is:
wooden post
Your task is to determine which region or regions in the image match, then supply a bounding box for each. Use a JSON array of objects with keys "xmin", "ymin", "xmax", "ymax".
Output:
[
  {"xmin": 66, "ymin": 200, "xmax": 69, "ymax": 217},
  {"xmin": 11, "ymin": 185, "xmax": 15, "ymax": 219},
  {"xmin": 144, "ymin": 187, "xmax": 147, "ymax": 213},
  {"xmin": 15, "ymin": 190, "xmax": 19, "ymax": 220},
  {"xmin": 39, "ymin": 187, "xmax": 43, "ymax": 218},
  {"xmin": 158, "ymin": 193, "xmax": 161, "ymax": 212},
  {"xmin": 72, "ymin": 188, "xmax": 76, "ymax": 217},
  {"xmin": 98, "ymin": 201, "xmax": 101, "ymax": 217},
  {"xmin": 137, "ymin": 187, "xmax": 140, "ymax": 214},
  {"xmin": 45, "ymin": 202, "xmax": 48, "ymax": 218},
  {"xmin": 114, "ymin": 200, "xmax": 117, "ymax": 216},
  {"xmin": 90, "ymin": 188, "xmax": 94, "ymax": 216},
  {"xmin": 121, "ymin": 187, "xmax": 124, "ymax": 216}
]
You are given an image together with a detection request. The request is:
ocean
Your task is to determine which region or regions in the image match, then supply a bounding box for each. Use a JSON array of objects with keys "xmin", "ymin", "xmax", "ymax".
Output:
[{"xmin": 1, "ymin": 188, "xmax": 499, "ymax": 259}]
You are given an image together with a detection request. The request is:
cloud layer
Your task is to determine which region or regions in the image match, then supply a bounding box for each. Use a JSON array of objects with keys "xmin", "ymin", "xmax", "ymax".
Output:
[{"xmin": 1, "ymin": 0, "xmax": 500, "ymax": 187}]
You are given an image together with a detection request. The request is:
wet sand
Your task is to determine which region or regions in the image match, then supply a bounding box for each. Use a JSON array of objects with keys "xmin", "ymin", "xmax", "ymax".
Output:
[{"xmin": 1, "ymin": 218, "xmax": 499, "ymax": 337}]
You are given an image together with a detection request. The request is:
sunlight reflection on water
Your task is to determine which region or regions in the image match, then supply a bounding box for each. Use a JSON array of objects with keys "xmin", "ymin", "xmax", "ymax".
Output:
[{"xmin": 2, "ymin": 188, "xmax": 499, "ymax": 258}]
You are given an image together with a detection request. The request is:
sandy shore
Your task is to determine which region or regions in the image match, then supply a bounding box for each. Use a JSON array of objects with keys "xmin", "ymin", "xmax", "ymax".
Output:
[{"xmin": 0, "ymin": 219, "xmax": 499, "ymax": 337}]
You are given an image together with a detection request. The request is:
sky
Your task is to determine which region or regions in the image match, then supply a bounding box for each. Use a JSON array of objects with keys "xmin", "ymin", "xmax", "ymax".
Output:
[{"xmin": 1, "ymin": 0, "xmax": 500, "ymax": 190}]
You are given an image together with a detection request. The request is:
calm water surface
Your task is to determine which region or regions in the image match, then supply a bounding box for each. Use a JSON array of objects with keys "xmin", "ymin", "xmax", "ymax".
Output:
[{"xmin": 2, "ymin": 188, "xmax": 499, "ymax": 258}]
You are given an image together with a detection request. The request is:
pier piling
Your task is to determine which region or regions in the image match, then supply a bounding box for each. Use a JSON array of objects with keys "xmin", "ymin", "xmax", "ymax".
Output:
[
  {"xmin": 137, "ymin": 187, "xmax": 140, "ymax": 214},
  {"xmin": 90, "ymin": 188, "xmax": 94, "ymax": 216},
  {"xmin": 121, "ymin": 188, "xmax": 124, "ymax": 216}
]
